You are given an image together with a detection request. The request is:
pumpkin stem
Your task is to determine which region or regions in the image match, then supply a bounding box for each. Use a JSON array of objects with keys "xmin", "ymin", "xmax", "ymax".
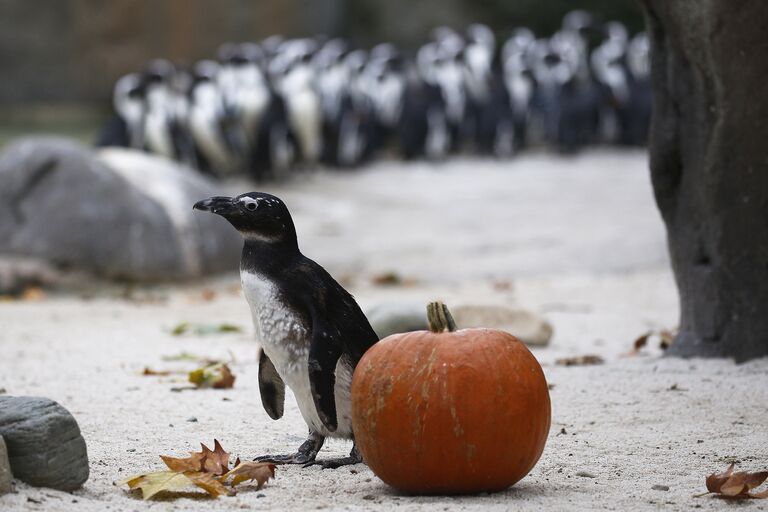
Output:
[{"xmin": 427, "ymin": 302, "xmax": 458, "ymax": 333}]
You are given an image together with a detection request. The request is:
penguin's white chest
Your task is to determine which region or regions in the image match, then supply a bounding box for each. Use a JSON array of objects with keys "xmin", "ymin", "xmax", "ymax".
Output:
[{"xmin": 240, "ymin": 270, "xmax": 353, "ymax": 438}]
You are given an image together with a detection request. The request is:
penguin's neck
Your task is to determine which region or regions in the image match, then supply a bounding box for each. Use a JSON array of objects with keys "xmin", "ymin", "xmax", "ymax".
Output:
[{"xmin": 241, "ymin": 237, "xmax": 301, "ymax": 276}]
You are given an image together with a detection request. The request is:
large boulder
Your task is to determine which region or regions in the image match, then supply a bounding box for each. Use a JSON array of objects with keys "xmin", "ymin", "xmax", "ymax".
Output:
[
  {"xmin": 0, "ymin": 137, "xmax": 241, "ymax": 282},
  {"xmin": 0, "ymin": 396, "xmax": 89, "ymax": 491},
  {"xmin": 0, "ymin": 436, "xmax": 11, "ymax": 495}
]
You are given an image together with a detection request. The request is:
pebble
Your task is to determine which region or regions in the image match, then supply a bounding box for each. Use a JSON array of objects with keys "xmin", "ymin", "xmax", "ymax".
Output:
[
  {"xmin": 575, "ymin": 470, "xmax": 597, "ymax": 478},
  {"xmin": 0, "ymin": 396, "xmax": 89, "ymax": 491},
  {"xmin": 187, "ymin": 417, "xmax": 198, "ymax": 423},
  {"xmin": 652, "ymin": 484, "xmax": 670, "ymax": 491}
]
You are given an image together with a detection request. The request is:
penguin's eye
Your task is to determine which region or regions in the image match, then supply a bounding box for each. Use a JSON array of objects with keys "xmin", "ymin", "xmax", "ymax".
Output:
[{"xmin": 245, "ymin": 202, "xmax": 258, "ymax": 211}]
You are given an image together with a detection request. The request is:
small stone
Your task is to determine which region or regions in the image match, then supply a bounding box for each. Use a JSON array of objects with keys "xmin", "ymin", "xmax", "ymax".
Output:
[
  {"xmin": 186, "ymin": 417, "xmax": 198, "ymax": 423},
  {"xmin": 575, "ymin": 470, "xmax": 596, "ymax": 478},
  {"xmin": 365, "ymin": 303, "xmax": 428, "ymax": 339},
  {"xmin": 256, "ymin": 493, "xmax": 266, "ymax": 498},
  {"xmin": 451, "ymin": 305, "xmax": 553, "ymax": 346},
  {"xmin": 0, "ymin": 436, "xmax": 12, "ymax": 495},
  {"xmin": 0, "ymin": 396, "xmax": 89, "ymax": 491},
  {"xmin": 652, "ymin": 484, "xmax": 670, "ymax": 491},
  {"xmin": 362, "ymin": 495, "xmax": 376, "ymax": 501}
]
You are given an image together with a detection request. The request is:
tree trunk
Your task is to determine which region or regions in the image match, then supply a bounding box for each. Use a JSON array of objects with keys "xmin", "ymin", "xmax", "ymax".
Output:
[{"xmin": 641, "ymin": 0, "xmax": 768, "ymax": 361}]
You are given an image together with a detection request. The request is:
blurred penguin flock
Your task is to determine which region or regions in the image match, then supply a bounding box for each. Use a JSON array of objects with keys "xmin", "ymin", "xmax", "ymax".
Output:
[{"xmin": 96, "ymin": 10, "xmax": 651, "ymax": 181}]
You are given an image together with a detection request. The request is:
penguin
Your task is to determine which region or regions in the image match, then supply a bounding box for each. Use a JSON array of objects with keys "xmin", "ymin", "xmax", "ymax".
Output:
[
  {"xmin": 187, "ymin": 60, "xmax": 242, "ymax": 177},
  {"xmin": 96, "ymin": 72, "xmax": 146, "ymax": 149},
  {"xmin": 624, "ymin": 32, "xmax": 652, "ymax": 146},
  {"xmin": 193, "ymin": 192, "xmax": 379, "ymax": 468}
]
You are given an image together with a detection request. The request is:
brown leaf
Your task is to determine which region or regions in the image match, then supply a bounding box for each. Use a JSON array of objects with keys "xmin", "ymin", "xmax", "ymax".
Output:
[
  {"xmin": 555, "ymin": 355, "xmax": 604, "ymax": 366},
  {"xmin": 706, "ymin": 463, "xmax": 735, "ymax": 493},
  {"xmin": 21, "ymin": 286, "xmax": 46, "ymax": 301},
  {"xmin": 722, "ymin": 471, "xmax": 768, "ymax": 497},
  {"xmin": 223, "ymin": 461, "xmax": 276, "ymax": 489},
  {"xmin": 212, "ymin": 365, "xmax": 236, "ymax": 389},
  {"xmin": 185, "ymin": 471, "xmax": 234, "ymax": 497},
  {"xmin": 659, "ymin": 329, "xmax": 675, "ymax": 350},
  {"xmin": 705, "ymin": 464, "xmax": 768, "ymax": 499},
  {"xmin": 206, "ymin": 440, "xmax": 231, "ymax": 475},
  {"xmin": 633, "ymin": 332, "xmax": 650, "ymax": 351},
  {"xmin": 372, "ymin": 272, "xmax": 402, "ymax": 286},
  {"xmin": 142, "ymin": 367, "xmax": 173, "ymax": 376},
  {"xmin": 160, "ymin": 440, "xmax": 230, "ymax": 476}
]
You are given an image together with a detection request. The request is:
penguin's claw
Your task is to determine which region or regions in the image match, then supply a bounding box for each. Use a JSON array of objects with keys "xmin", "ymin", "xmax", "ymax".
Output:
[
  {"xmin": 302, "ymin": 456, "xmax": 362, "ymax": 469},
  {"xmin": 302, "ymin": 445, "xmax": 363, "ymax": 469},
  {"xmin": 253, "ymin": 452, "xmax": 315, "ymax": 465}
]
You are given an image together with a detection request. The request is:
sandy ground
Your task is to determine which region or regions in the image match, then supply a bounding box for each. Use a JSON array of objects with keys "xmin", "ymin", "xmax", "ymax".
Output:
[{"xmin": 1, "ymin": 150, "xmax": 767, "ymax": 511}]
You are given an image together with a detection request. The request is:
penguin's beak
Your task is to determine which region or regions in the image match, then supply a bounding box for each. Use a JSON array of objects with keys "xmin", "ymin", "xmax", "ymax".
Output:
[{"xmin": 193, "ymin": 196, "xmax": 237, "ymax": 216}]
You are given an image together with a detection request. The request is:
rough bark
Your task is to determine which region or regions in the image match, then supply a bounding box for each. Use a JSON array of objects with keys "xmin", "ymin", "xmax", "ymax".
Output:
[{"xmin": 642, "ymin": 0, "xmax": 768, "ymax": 361}]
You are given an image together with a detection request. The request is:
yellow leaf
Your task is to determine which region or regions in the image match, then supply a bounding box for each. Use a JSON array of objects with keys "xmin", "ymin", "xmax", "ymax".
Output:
[{"xmin": 120, "ymin": 471, "xmax": 194, "ymax": 500}]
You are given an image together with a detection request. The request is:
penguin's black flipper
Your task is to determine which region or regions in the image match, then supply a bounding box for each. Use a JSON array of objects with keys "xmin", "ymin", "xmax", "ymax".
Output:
[
  {"xmin": 308, "ymin": 317, "xmax": 343, "ymax": 432},
  {"xmin": 258, "ymin": 348, "xmax": 286, "ymax": 420}
]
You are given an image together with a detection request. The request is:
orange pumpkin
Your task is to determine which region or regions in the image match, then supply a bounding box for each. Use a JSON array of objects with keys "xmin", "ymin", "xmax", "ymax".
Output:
[{"xmin": 351, "ymin": 302, "xmax": 551, "ymax": 494}]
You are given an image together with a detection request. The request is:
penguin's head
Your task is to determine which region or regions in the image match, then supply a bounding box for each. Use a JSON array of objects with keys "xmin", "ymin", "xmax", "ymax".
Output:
[{"xmin": 193, "ymin": 192, "xmax": 297, "ymax": 246}]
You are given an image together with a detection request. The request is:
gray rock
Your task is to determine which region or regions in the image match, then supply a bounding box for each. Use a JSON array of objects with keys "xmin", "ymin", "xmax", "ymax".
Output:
[
  {"xmin": 450, "ymin": 305, "xmax": 553, "ymax": 346},
  {"xmin": 0, "ymin": 396, "xmax": 89, "ymax": 491},
  {"xmin": 0, "ymin": 256, "xmax": 63, "ymax": 296},
  {"xmin": 0, "ymin": 137, "xmax": 241, "ymax": 282},
  {"xmin": 0, "ymin": 436, "xmax": 11, "ymax": 495},
  {"xmin": 365, "ymin": 302, "xmax": 553, "ymax": 346},
  {"xmin": 365, "ymin": 302, "xmax": 428, "ymax": 339}
]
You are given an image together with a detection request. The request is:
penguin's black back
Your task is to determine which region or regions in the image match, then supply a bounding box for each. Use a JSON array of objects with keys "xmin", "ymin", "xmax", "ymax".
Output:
[{"xmin": 242, "ymin": 241, "xmax": 378, "ymax": 364}]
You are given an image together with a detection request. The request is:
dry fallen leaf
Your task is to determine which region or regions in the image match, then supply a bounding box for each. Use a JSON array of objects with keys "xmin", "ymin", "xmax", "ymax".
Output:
[
  {"xmin": 21, "ymin": 286, "xmax": 46, "ymax": 301},
  {"xmin": 160, "ymin": 440, "xmax": 229, "ymax": 475},
  {"xmin": 624, "ymin": 328, "xmax": 678, "ymax": 357},
  {"xmin": 659, "ymin": 329, "xmax": 675, "ymax": 350},
  {"xmin": 122, "ymin": 471, "xmax": 196, "ymax": 500},
  {"xmin": 631, "ymin": 332, "xmax": 651, "ymax": 353},
  {"xmin": 120, "ymin": 440, "xmax": 266, "ymax": 500},
  {"xmin": 142, "ymin": 367, "xmax": 173, "ymax": 376},
  {"xmin": 555, "ymin": 355, "xmax": 604, "ymax": 366},
  {"xmin": 171, "ymin": 322, "xmax": 242, "ymax": 336},
  {"xmin": 702, "ymin": 463, "xmax": 768, "ymax": 499},
  {"xmin": 184, "ymin": 471, "xmax": 234, "ymax": 497},
  {"xmin": 223, "ymin": 459, "xmax": 276, "ymax": 488},
  {"xmin": 161, "ymin": 352, "xmax": 205, "ymax": 362},
  {"xmin": 188, "ymin": 363, "xmax": 236, "ymax": 389}
]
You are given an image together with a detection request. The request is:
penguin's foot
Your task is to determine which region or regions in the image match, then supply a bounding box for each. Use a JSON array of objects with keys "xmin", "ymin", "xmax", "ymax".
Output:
[
  {"xmin": 253, "ymin": 452, "xmax": 315, "ymax": 464},
  {"xmin": 253, "ymin": 431, "xmax": 324, "ymax": 465},
  {"xmin": 303, "ymin": 444, "xmax": 363, "ymax": 470}
]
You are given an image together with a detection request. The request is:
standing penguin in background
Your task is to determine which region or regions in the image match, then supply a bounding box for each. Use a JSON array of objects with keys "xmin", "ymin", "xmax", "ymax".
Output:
[{"xmin": 193, "ymin": 192, "xmax": 378, "ymax": 468}]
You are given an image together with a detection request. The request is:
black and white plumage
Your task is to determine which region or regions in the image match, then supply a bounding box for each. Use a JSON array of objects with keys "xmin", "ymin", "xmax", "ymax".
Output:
[
  {"xmin": 193, "ymin": 192, "xmax": 378, "ymax": 468},
  {"xmin": 98, "ymin": 15, "xmax": 650, "ymax": 175},
  {"xmin": 96, "ymin": 73, "xmax": 146, "ymax": 149}
]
